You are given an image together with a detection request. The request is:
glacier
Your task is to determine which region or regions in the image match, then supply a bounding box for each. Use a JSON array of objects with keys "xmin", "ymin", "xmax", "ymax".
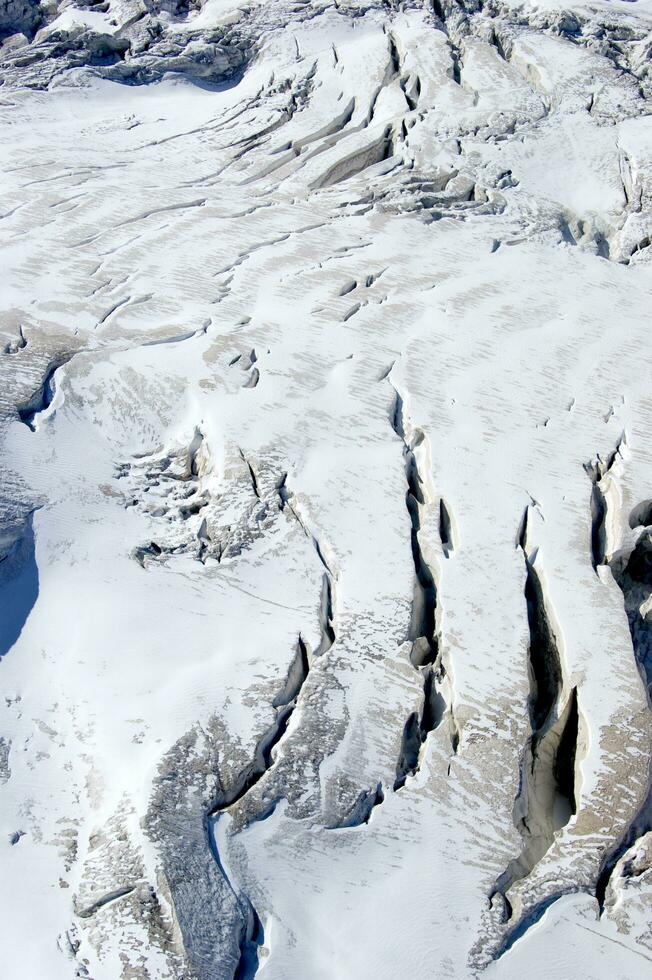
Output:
[{"xmin": 1, "ymin": 0, "xmax": 652, "ymax": 977}]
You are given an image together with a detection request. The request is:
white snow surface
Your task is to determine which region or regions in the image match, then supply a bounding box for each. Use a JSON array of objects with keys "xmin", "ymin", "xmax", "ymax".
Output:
[{"xmin": 1, "ymin": 0, "xmax": 652, "ymax": 978}]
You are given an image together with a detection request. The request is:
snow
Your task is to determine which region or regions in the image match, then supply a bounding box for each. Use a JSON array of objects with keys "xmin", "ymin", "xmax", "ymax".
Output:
[{"xmin": 1, "ymin": 0, "xmax": 652, "ymax": 977}]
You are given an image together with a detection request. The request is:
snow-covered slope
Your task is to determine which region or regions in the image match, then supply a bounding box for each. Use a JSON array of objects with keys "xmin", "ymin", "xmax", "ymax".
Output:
[{"xmin": 1, "ymin": 0, "xmax": 652, "ymax": 977}]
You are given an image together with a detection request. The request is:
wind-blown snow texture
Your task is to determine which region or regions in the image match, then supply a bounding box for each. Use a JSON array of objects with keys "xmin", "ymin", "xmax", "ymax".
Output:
[{"xmin": 1, "ymin": 0, "xmax": 652, "ymax": 976}]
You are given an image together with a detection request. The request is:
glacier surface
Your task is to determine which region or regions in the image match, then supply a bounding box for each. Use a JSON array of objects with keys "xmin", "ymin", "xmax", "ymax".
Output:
[{"xmin": 1, "ymin": 0, "xmax": 652, "ymax": 977}]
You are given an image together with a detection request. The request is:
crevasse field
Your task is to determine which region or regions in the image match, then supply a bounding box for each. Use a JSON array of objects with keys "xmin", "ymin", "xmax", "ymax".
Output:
[{"xmin": 1, "ymin": 0, "xmax": 652, "ymax": 977}]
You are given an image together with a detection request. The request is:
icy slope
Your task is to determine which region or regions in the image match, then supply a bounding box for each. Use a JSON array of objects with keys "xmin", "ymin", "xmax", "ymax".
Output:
[{"xmin": 1, "ymin": 0, "xmax": 652, "ymax": 977}]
